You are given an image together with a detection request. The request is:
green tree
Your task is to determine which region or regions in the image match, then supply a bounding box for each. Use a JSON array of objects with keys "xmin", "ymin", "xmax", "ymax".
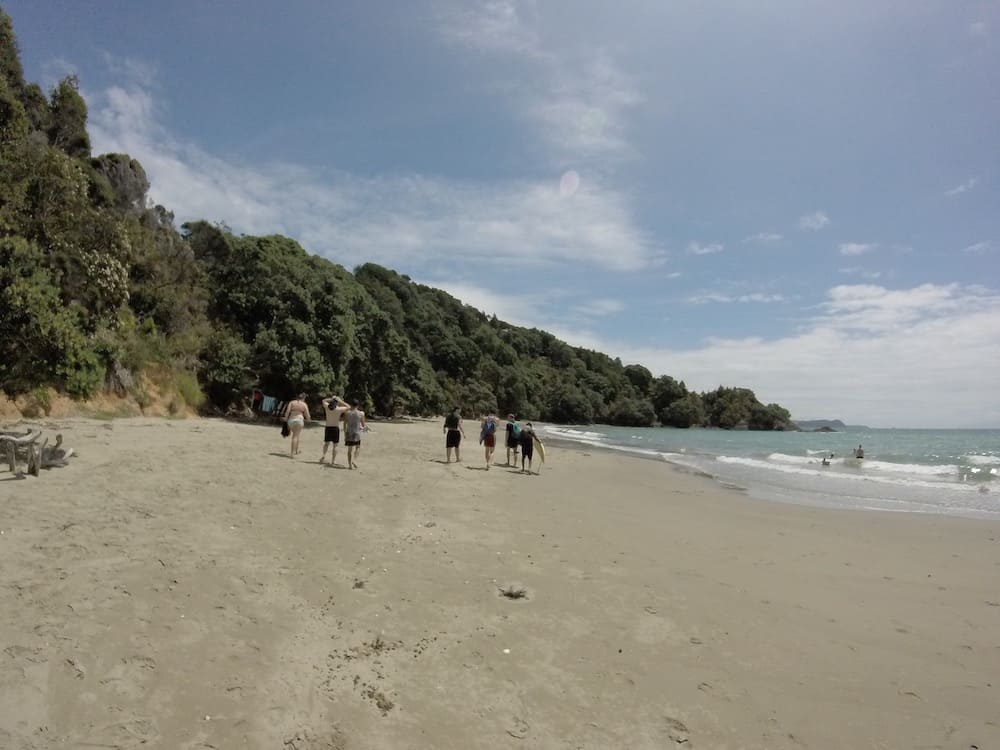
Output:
[
  {"xmin": 662, "ymin": 393, "xmax": 705, "ymax": 428},
  {"xmin": 749, "ymin": 402, "xmax": 793, "ymax": 431},
  {"xmin": 0, "ymin": 236, "xmax": 101, "ymax": 396},
  {"xmin": 650, "ymin": 375, "xmax": 687, "ymax": 414},
  {"xmin": 606, "ymin": 396, "xmax": 656, "ymax": 427},
  {"xmin": 702, "ymin": 386, "xmax": 758, "ymax": 429},
  {"xmin": 47, "ymin": 76, "xmax": 90, "ymax": 158},
  {"xmin": 623, "ymin": 363, "xmax": 653, "ymax": 395},
  {"xmin": 543, "ymin": 383, "xmax": 595, "ymax": 424}
]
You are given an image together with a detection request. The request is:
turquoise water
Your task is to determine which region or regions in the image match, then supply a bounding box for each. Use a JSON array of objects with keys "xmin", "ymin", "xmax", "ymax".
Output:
[{"xmin": 535, "ymin": 424, "xmax": 1000, "ymax": 519}]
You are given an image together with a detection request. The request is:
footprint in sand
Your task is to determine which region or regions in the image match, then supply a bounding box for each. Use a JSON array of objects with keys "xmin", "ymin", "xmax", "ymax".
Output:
[{"xmin": 664, "ymin": 715, "xmax": 690, "ymax": 744}]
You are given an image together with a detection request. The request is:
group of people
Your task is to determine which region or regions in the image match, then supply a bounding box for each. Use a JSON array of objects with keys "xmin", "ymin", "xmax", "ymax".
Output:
[
  {"xmin": 818, "ymin": 444, "xmax": 865, "ymax": 467},
  {"xmin": 443, "ymin": 408, "xmax": 541, "ymax": 474},
  {"xmin": 280, "ymin": 395, "xmax": 542, "ymax": 474},
  {"xmin": 280, "ymin": 393, "xmax": 368, "ymax": 468}
]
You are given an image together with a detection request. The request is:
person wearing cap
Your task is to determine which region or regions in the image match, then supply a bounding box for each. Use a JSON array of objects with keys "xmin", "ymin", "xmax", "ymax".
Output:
[
  {"xmin": 320, "ymin": 395, "xmax": 350, "ymax": 465},
  {"xmin": 505, "ymin": 413, "xmax": 520, "ymax": 466}
]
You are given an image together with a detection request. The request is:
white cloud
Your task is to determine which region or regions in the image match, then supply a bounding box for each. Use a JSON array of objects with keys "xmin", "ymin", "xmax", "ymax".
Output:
[
  {"xmin": 421, "ymin": 279, "xmax": 545, "ymax": 326},
  {"xmin": 743, "ymin": 232, "xmax": 783, "ymax": 243},
  {"xmin": 435, "ymin": 0, "xmax": 542, "ymax": 56},
  {"xmin": 799, "ymin": 211, "xmax": 830, "ymax": 230},
  {"xmin": 839, "ymin": 242, "xmax": 877, "ymax": 256},
  {"xmin": 945, "ymin": 177, "xmax": 979, "ymax": 197},
  {"xmin": 839, "ymin": 267, "xmax": 882, "ymax": 280},
  {"xmin": 687, "ymin": 241, "xmax": 724, "ymax": 256},
  {"xmin": 688, "ymin": 291, "xmax": 785, "ymax": 304},
  {"xmin": 86, "ymin": 80, "xmax": 658, "ymax": 272},
  {"xmin": 578, "ymin": 298, "xmax": 625, "ymax": 316},
  {"xmin": 424, "ymin": 279, "xmax": 613, "ymax": 349},
  {"xmin": 969, "ymin": 21, "xmax": 987, "ymax": 36},
  {"xmin": 619, "ymin": 283, "xmax": 1000, "ymax": 428},
  {"xmin": 961, "ymin": 241, "xmax": 992, "ymax": 254},
  {"xmin": 437, "ymin": 1, "xmax": 641, "ymax": 160}
]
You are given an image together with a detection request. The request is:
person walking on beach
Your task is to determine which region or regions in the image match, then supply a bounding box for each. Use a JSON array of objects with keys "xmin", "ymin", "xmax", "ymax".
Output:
[
  {"xmin": 519, "ymin": 421, "xmax": 537, "ymax": 474},
  {"xmin": 480, "ymin": 411, "xmax": 499, "ymax": 470},
  {"xmin": 282, "ymin": 393, "xmax": 311, "ymax": 458},
  {"xmin": 320, "ymin": 395, "xmax": 349, "ymax": 465},
  {"xmin": 344, "ymin": 401, "xmax": 367, "ymax": 469},
  {"xmin": 444, "ymin": 407, "xmax": 465, "ymax": 463},
  {"xmin": 505, "ymin": 414, "xmax": 520, "ymax": 466}
]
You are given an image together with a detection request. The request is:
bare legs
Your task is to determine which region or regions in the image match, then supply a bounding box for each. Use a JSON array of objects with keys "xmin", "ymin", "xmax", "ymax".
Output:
[
  {"xmin": 507, "ymin": 445, "xmax": 518, "ymax": 466},
  {"xmin": 321, "ymin": 441, "xmax": 338, "ymax": 465},
  {"xmin": 347, "ymin": 444, "xmax": 360, "ymax": 469},
  {"xmin": 290, "ymin": 423, "xmax": 304, "ymax": 457}
]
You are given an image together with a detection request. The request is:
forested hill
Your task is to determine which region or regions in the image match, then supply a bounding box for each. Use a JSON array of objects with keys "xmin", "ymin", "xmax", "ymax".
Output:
[{"xmin": 0, "ymin": 8, "xmax": 793, "ymax": 429}]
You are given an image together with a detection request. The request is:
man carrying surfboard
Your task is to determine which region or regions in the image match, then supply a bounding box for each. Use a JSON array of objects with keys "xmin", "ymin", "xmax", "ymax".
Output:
[{"xmin": 519, "ymin": 421, "xmax": 544, "ymax": 474}]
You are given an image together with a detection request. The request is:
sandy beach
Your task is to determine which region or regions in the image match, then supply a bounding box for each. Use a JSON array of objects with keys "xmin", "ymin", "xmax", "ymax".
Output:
[{"xmin": 1, "ymin": 416, "xmax": 998, "ymax": 749}]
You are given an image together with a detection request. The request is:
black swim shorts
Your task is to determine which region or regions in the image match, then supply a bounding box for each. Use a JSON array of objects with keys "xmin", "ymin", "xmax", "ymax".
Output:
[
  {"xmin": 324, "ymin": 425, "xmax": 340, "ymax": 444},
  {"xmin": 446, "ymin": 430, "xmax": 462, "ymax": 448}
]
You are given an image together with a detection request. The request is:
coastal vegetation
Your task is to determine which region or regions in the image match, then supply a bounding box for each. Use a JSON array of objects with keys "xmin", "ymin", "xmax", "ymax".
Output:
[{"xmin": 0, "ymin": 9, "xmax": 792, "ymax": 429}]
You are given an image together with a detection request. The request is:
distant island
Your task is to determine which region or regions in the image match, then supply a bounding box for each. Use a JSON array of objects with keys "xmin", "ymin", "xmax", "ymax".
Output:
[{"xmin": 794, "ymin": 419, "xmax": 870, "ymax": 432}]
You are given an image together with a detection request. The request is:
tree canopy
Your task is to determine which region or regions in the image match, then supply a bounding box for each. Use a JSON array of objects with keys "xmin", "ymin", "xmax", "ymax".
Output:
[{"xmin": 0, "ymin": 8, "xmax": 795, "ymax": 430}]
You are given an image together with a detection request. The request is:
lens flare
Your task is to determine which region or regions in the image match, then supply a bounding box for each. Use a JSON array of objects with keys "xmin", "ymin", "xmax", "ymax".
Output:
[{"xmin": 559, "ymin": 170, "xmax": 580, "ymax": 197}]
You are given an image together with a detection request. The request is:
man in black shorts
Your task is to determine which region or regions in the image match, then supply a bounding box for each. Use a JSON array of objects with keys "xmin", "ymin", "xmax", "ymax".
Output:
[
  {"xmin": 519, "ymin": 421, "xmax": 536, "ymax": 474},
  {"xmin": 444, "ymin": 406, "xmax": 465, "ymax": 463},
  {"xmin": 344, "ymin": 401, "xmax": 367, "ymax": 470},
  {"xmin": 320, "ymin": 395, "xmax": 349, "ymax": 465},
  {"xmin": 505, "ymin": 413, "xmax": 520, "ymax": 466}
]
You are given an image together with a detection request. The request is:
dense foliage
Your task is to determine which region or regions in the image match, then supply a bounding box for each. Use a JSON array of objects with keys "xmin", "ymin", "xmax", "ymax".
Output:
[{"xmin": 0, "ymin": 9, "xmax": 794, "ymax": 429}]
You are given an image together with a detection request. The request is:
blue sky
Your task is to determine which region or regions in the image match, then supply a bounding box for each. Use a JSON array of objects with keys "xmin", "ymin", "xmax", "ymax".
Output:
[{"xmin": 6, "ymin": 1, "xmax": 999, "ymax": 427}]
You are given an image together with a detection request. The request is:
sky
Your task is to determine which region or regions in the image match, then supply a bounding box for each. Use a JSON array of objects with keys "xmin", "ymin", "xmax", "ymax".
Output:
[{"xmin": 5, "ymin": 0, "xmax": 999, "ymax": 428}]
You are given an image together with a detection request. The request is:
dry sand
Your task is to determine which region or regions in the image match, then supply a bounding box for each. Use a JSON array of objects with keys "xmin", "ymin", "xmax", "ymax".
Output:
[{"xmin": 1, "ymin": 416, "xmax": 998, "ymax": 749}]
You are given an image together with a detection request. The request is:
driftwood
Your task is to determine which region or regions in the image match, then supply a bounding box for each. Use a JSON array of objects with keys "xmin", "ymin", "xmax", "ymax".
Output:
[
  {"xmin": 41, "ymin": 434, "xmax": 74, "ymax": 468},
  {"xmin": 1, "ymin": 429, "xmax": 43, "ymax": 478}
]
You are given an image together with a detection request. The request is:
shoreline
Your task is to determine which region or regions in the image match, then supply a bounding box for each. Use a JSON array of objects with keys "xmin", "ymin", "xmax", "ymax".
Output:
[
  {"xmin": 538, "ymin": 423, "xmax": 1000, "ymax": 521},
  {"xmin": 2, "ymin": 416, "xmax": 998, "ymax": 749}
]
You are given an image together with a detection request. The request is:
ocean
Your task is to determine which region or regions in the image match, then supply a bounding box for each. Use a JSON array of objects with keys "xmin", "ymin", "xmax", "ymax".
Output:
[{"xmin": 535, "ymin": 424, "xmax": 1000, "ymax": 520}]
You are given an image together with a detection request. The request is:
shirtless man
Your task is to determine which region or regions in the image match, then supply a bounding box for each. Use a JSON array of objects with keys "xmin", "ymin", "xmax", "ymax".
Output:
[
  {"xmin": 320, "ymin": 395, "xmax": 350, "ymax": 465},
  {"xmin": 344, "ymin": 402, "xmax": 368, "ymax": 470}
]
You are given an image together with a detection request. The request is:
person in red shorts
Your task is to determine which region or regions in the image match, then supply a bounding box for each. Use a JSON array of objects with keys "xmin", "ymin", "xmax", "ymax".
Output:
[{"xmin": 480, "ymin": 411, "xmax": 499, "ymax": 470}]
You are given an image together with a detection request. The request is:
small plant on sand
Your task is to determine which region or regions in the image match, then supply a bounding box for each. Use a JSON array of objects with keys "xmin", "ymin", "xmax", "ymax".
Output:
[
  {"xmin": 173, "ymin": 371, "xmax": 205, "ymax": 409},
  {"xmin": 499, "ymin": 585, "xmax": 528, "ymax": 600},
  {"xmin": 132, "ymin": 386, "xmax": 152, "ymax": 411}
]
